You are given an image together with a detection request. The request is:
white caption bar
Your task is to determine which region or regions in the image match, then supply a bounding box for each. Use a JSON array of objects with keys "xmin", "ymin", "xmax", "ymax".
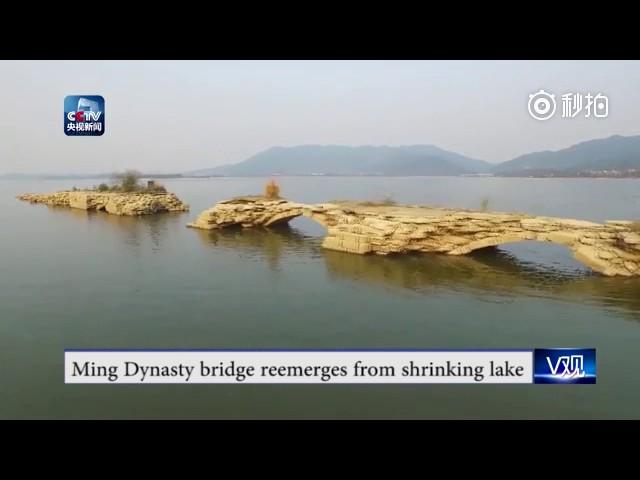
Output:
[{"xmin": 65, "ymin": 350, "xmax": 533, "ymax": 384}]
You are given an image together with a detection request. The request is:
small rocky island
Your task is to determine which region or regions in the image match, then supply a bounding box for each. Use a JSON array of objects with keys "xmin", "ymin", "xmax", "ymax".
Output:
[
  {"xmin": 18, "ymin": 190, "xmax": 189, "ymax": 216},
  {"xmin": 188, "ymin": 196, "xmax": 640, "ymax": 277},
  {"xmin": 17, "ymin": 171, "xmax": 189, "ymax": 216}
]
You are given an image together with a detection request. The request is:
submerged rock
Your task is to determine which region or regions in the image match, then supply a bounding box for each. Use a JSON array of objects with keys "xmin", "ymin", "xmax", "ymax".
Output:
[
  {"xmin": 188, "ymin": 197, "xmax": 640, "ymax": 277},
  {"xmin": 17, "ymin": 190, "xmax": 189, "ymax": 216}
]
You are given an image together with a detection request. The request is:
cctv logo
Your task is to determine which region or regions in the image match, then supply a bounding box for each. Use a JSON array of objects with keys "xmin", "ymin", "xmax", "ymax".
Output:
[
  {"xmin": 64, "ymin": 95, "xmax": 105, "ymax": 136},
  {"xmin": 67, "ymin": 110, "xmax": 102, "ymax": 122},
  {"xmin": 546, "ymin": 355, "xmax": 585, "ymax": 379},
  {"xmin": 534, "ymin": 348, "xmax": 596, "ymax": 384}
]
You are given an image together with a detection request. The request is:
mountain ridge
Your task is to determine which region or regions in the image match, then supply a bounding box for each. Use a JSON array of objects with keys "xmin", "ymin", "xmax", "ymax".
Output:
[
  {"xmin": 493, "ymin": 134, "xmax": 640, "ymax": 176},
  {"xmin": 4, "ymin": 135, "xmax": 640, "ymax": 179},
  {"xmin": 190, "ymin": 144, "xmax": 492, "ymax": 177},
  {"xmin": 189, "ymin": 135, "xmax": 640, "ymax": 178}
]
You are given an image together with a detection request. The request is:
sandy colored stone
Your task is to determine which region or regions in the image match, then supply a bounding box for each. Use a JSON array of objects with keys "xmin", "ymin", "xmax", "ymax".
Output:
[
  {"xmin": 17, "ymin": 192, "xmax": 71, "ymax": 206},
  {"xmin": 18, "ymin": 190, "xmax": 189, "ymax": 216},
  {"xmin": 597, "ymin": 250, "xmax": 615, "ymax": 260},
  {"xmin": 544, "ymin": 231, "xmax": 578, "ymax": 245},
  {"xmin": 187, "ymin": 197, "xmax": 640, "ymax": 277},
  {"xmin": 621, "ymin": 232, "xmax": 640, "ymax": 245}
]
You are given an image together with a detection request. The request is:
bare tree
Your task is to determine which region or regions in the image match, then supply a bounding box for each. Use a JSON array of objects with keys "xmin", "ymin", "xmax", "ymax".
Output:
[{"xmin": 112, "ymin": 170, "xmax": 142, "ymax": 192}]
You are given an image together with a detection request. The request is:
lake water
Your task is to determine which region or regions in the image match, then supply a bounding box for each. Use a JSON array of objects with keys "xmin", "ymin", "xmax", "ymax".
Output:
[{"xmin": 1, "ymin": 176, "xmax": 640, "ymax": 419}]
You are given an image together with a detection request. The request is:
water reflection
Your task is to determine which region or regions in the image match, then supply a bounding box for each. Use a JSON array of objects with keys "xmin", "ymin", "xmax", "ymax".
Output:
[
  {"xmin": 37, "ymin": 204, "xmax": 640, "ymax": 320},
  {"xmin": 194, "ymin": 226, "xmax": 640, "ymax": 319},
  {"xmin": 46, "ymin": 206, "xmax": 186, "ymax": 251},
  {"xmin": 193, "ymin": 225, "xmax": 320, "ymax": 271},
  {"xmin": 325, "ymin": 248, "xmax": 640, "ymax": 315}
]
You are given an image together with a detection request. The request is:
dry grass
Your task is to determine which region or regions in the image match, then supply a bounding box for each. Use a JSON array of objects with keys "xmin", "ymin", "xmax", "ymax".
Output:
[
  {"xmin": 630, "ymin": 221, "xmax": 640, "ymax": 232},
  {"xmin": 90, "ymin": 181, "xmax": 166, "ymax": 194},
  {"xmin": 355, "ymin": 196, "xmax": 397, "ymax": 207},
  {"xmin": 329, "ymin": 197, "xmax": 399, "ymax": 207},
  {"xmin": 146, "ymin": 182, "xmax": 167, "ymax": 193},
  {"xmin": 264, "ymin": 179, "xmax": 281, "ymax": 199}
]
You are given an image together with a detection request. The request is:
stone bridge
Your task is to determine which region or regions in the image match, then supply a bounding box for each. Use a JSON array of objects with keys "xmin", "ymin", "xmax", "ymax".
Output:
[{"xmin": 187, "ymin": 197, "xmax": 640, "ymax": 277}]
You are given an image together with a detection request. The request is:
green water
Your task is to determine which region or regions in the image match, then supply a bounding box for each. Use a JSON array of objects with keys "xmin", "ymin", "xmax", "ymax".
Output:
[{"xmin": 1, "ymin": 177, "xmax": 640, "ymax": 419}]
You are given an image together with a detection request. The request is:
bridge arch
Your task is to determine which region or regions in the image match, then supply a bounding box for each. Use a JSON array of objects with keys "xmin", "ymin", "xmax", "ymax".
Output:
[
  {"xmin": 447, "ymin": 230, "xmax": 581, "ymax": 255},
  {"xmin": 262, "ymin": 207, "xmax": 334, "ymax": 228}
]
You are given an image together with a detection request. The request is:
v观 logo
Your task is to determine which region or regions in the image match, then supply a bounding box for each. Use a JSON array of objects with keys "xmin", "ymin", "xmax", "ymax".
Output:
[
  {"xmin": 534, "ymin": 348, "xmax": 596, "ymax": 384},
  {"xmin": 546, "ymin": 355, "xmax": 585, "ymax": 379},
  {"xmin": 64, "ymin": 95, "xmax": 105, "ymax": 136}
]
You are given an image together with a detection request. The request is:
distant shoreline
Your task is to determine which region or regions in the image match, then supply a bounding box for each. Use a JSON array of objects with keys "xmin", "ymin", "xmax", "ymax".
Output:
[{"xmin": 3, "ymin": 174, "xmax": 640, "ymax": 180}]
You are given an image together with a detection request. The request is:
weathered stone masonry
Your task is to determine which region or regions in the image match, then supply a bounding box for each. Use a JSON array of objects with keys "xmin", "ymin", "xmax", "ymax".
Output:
[
  {"xmin": 188, "ymin": 197, "xmax": 640, "ymax": 277},
  {"xmin": 17, "ymin": 191, "xmax": 189, "ymax": 216}
]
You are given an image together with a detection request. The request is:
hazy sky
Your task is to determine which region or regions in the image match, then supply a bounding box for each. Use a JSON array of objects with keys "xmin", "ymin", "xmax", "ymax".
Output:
[{"xmin": 1, "ymin": 60, "xmax": 639, "ymax": 174}]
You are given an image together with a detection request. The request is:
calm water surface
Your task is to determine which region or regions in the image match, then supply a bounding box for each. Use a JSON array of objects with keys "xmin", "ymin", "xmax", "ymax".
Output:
[{"xmin": 1, "ymin": 176, "xmax": 640, "ymax": 419}]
